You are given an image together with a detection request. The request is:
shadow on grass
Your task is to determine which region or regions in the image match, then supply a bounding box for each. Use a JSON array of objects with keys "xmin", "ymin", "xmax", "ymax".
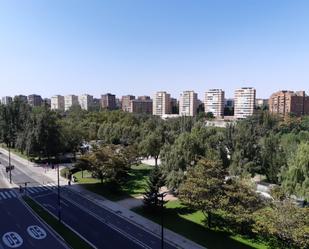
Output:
[
  {"xmin": 74, "ymin": 164, "xmax": 153, "ymax": 201},
  {"xmin": 133, "ymin": 207, "xmax": 266, "ymax": 249}
]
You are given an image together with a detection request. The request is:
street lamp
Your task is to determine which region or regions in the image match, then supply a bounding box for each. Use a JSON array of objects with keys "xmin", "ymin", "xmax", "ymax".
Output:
[
  {"xmin": 8, "ymin": 145, "xmax": 11, "ymax": 184},
  {"xmin": 57, "ymin": 163, "xmax": 61, "ymax": 223},
  {"xmin": 156, "ymin": 192, "xmax": 167, "ymax": 249}
]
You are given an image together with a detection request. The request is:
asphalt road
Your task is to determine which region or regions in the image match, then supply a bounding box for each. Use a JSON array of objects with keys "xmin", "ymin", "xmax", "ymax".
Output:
[
  {"xmin": 0, "ymin": 187, "xmax": 69, "ymax": 249},
  {"xmin": 0, "ymin": 154, "xmax": 178, "ymax": 249}
]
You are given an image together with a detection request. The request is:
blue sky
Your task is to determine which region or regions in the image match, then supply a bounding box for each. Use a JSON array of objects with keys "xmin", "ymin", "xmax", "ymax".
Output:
[{"xmin": 0, "ymin": 0, "xmax": 308, "ymax": 99}]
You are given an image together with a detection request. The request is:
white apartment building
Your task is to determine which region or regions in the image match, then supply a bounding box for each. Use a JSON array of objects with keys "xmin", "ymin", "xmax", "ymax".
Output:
[
  {"xmin": 179, "ymin": 90, "xmax": 198, "ymax": 116},
  {"xmin": 64, "ymin": 95, "xmax": 79, "ymax": 111},
  {"xmin": 78, "ymin": 94, "xmax": 93, "ymax": 111},
  {"xmin": 153, "ymin": 91, "xmax": 171, "ymax": 116},
  {"xmin": 1, "ymin": 96, "xmax": 12, "ymax": 105},
  {"xmin": 204, "ymin": 89, "xmax": 225, "ymax": 118},
  {"xmin": 51, "ymin": 95, "xmax": 65, "ymax": 111},
  {"xmin": 234, "ymin": 87, "xmax": 256, "ymax": 119}
]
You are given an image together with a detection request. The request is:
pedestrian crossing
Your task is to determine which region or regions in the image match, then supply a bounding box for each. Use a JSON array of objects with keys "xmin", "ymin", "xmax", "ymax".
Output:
[
  {"xmin": 0, "ymin": 183, "xmax": 58, "ymax": 201},
  {"xmin": 26, "ymin": 183, "xmax": 58, "ymax": 194},
  {"xmin": 0, "ymin": 190, "xmax": 18, "ymax": 200}
]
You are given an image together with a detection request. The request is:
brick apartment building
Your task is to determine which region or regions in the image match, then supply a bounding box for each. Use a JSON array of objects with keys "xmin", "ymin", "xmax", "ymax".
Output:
[{"xmin": 269, "ymin": 90, "xmax": 309, "ymax": 116}]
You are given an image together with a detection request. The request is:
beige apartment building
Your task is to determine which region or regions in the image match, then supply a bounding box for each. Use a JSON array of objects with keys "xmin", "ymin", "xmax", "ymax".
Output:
[
  {"xmin": 234, "ymin": 87, "xmax": 256, "ymax": 119},
  {"xmin": 78, "ymin": 94, "xmax": 93, "ymax": 111},
  {"xmin": 204, "ymin": 89, "xmax": 225, "ymax": 118},
  {"xmin": 153, "ymin": 91, "xmax": 171, "ymax": 116},
  {"xmin": 51, "ymin": 95, "xmax": 65, "ymax": 111},
  {"xmin": 269, "ymin": 90, "xmax": 309, "ymax": 116},
  {"xmin": 179, "ymin": 90, "xmax": 198, "ymax": 116},
  {"xmin": 64, "ymin": 95, "xmax": 79, "ymax": 111},
  {"xmin": 121, "ymin": 95, "xmax": 135, "ymax": 112}
]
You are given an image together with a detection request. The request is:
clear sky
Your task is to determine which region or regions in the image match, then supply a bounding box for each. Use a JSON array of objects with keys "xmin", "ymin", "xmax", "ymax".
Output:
[{"xmin": 0, "ymin": 0, "xmax": 308, "ymax": 99}]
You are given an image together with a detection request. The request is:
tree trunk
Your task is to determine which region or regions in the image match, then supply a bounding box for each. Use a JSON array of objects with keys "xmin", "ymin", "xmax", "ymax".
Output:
[
  {"xmin": 81, "ymin": 170, "xmax": 84, "ymax": 178},
  {"xmin": 155, "ymin": 156, "xmax": 158, "ymax": 167},
  {"xmin": 208, "ymin": 212, "xmax": 212, "ymax": 228}
]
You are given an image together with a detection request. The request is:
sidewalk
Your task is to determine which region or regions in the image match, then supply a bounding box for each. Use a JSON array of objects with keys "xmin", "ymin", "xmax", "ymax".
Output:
[
  {"xmin": 1, "ymin": 148, "xmax": 205, "ymax": 249},
  {"xmin": 70, "ymin": 184, "xmax": 205, "ymax": 249}
]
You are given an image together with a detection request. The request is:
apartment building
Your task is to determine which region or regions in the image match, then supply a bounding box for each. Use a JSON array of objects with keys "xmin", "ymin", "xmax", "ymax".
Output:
[
  {"xmin": 1, "ymin": 96, "xmax": 12, "ymax": 105},
  {"xmin": 64, "ymin": 95, "xmax": 79, "ymax": 111},
  {"xmin": 131, "ymin": 96, "xmax": 153, "ymax": 114},
  {"xmin": 78, "ymin": 94, "xmax": 93, "ymax": 111},
  {"xmin": 14, "ymin": 95, "xmax": 28, "ymax": 103},
  {"xmin": 256, "ymin": 99, "xmax": 269, "ymax": 108},
  {"xmin": 269, "ymin": 90, "xmax": 309, "ymax": 116},
  {"xmin": 121, "ymin": 95, "xmax": 135, "ymax": 112},
  {"xmin": 153, "ymin": 91, "xmax": 171, "ymax": 116},
  {"xmin": 234, "ymin": 87, "xmax": 256, "ymax": 119},
  {"xmin": 101, "ymin": 93, "xmax": 116, "ymax": 110},
  {"xmin": 51, "ymin": 95, "xmax": 65, "ymax": 111},
  {"xmin": 179, "ymin": 91, "xmax": 198, "ymax": 116},
  {"xmin": 204, "ymin": 89, "xmax": 225, "ymax": 118},
  {"xmin": 28, "ymin": 94, "xmax": 43, "ymax": 107}
]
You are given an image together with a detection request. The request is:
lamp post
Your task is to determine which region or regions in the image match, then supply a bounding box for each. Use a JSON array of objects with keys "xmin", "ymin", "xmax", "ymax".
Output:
[
  {"xmin": 157, "ymin": 192, "xmax": 166, "ymax": 249},
  {"xmin": 8, "ymin": 146, "xmax": 12, "ymax": 184},
  {"xmin": 57, "ymin": 163, "xmax": 61, "ymax": 222}
]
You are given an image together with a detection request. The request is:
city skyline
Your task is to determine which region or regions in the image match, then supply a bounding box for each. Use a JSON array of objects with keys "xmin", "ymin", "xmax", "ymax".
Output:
[{"xmin": 1, "ymin": 1, "xmax": 309, "ymax": 98}]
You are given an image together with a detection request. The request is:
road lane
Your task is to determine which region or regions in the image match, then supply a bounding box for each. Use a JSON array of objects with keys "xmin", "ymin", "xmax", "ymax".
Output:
[
  {"xmin": 0, "ymin": 189, "xmax": 69, "ymax": 249},
  {"xmin": 0, "ymin": 154, "xmax": 178, "ymax": 249}
]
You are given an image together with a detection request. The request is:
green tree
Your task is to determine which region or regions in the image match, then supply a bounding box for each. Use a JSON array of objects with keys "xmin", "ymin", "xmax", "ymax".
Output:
[
  {"xmin": 139, "ymin": 130, "xmax": 164, "ymax": 166},
  {"xmin": 179, "ymin": 158, "xmax": 226, "ymax": 228},
  {"xmin": 222, "ymin": 179, "xmax": 265, "ymax": 234},
  {"xmin": 79, "ymin": 145, "xmax": 132, "ymax": 186},
  {"xmin": 143, "ymin": 166, "xmax": 165, "ymax": 211},
  {"xmin": 281, "ymin": 142, "xmax": 309, "ymax": 199},
  {"xmin": 253, "ymin": 201, "xmax": 309, "ymax": 249},
  {"xmin": 260, "ymin": 133, "xmax": 286, "ymax": 183}
]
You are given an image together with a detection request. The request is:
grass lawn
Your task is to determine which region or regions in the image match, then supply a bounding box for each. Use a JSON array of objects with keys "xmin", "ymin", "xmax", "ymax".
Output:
[
  {"xmin": 0, "ymin": 144, "xmax": 29, "ymax": 160},
  {"xmin": 73, "ymin": 164, "xmax": 153, "ymax": 201},
  {"xmin": 133, "ymin": 200, "xmax": 269, "ymax": 249},
  {"xmin": 23, "ymin": 196, "xmax": 93, "ymax": 249}
]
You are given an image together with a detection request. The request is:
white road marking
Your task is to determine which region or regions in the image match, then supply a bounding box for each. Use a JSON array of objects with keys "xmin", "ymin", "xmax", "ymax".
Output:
[
  {"xmin": 4, "ymin": 192, "xmax": 12, "ymax": 198},
  {"xmin": 27, "ymin": 225, "xmax": 47, "ymax": 240},
  {"xmin": 0, "ymin": 192, "xmax": 7, "ymax": 199},
  {"xmin": 27, "ymin": 188, "xmax": 36, "ymax": 194},
  {"xmin": 9, "ymin": 191, "xmax": 17, "ymax": 197},
  {"xmin": 2, "ymin": 232, "xmax": 23, "ymax": 248}
]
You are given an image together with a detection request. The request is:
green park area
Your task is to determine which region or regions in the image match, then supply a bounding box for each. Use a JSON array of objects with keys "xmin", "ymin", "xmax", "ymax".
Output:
[
  {"xmin": 71, "ymin": 164, "xmax": 269, "ymax": 249},
  {"xmin": 133, "ymin": 200, "xmax": 269, "ymax": 249},
  {"xmin": 71, "ymin": 163, "xmax": 153, "ymax": 201}
]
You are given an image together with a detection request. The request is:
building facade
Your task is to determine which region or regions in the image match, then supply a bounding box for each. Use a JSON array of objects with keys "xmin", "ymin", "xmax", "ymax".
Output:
[
  {"xmin": 121, "ymin": 95, "xmax": 135, "ymax": 112},
  {"xmin": 256, "ymin": 98, "xmax": 269, "ymax": 109},
  {"xmin": 204, "ymin": 89, "xmax": 225, "ymax": 118},
  {"xmin": 28, "ymin": 94, "xmax": 42, "ymax": 107},
  {"xmin": 101, "ymin": 93, "xmax": 116, "ymax": 110},
  {"xmin": 269, "ymin": 90, "xmax": 309, "ymax": 116},
  {"xmin": 234, "ymin": 87, "xmax": 256, "ymax": 119},
  {"xmin": 131, "ymin": 96, "xmax": 153, "ymax": 114},
  {"xmin": 64, "ymin": 95, "xmax": 79, "ymax": 111},
  {"xmin": 14, "ymin": 95, "xmax": 28, "ymax": 103},
  {"xmin": 179, "ymin": 91, "xmax": 198, "ymax": 116},
  {"xmin": 1, "ymin": 96, "xmax": 12, "ymax": 105},
  {"xmin": 153, "ymin": 91, "xmax": 171, "ymax": 116},
  {"xmin": 78, "ymin": 94, "xmax": 93, "ymax": 111},
  {"xmin": 51, "ymin": 95, "xmax": 65, "ymax": 111}
]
